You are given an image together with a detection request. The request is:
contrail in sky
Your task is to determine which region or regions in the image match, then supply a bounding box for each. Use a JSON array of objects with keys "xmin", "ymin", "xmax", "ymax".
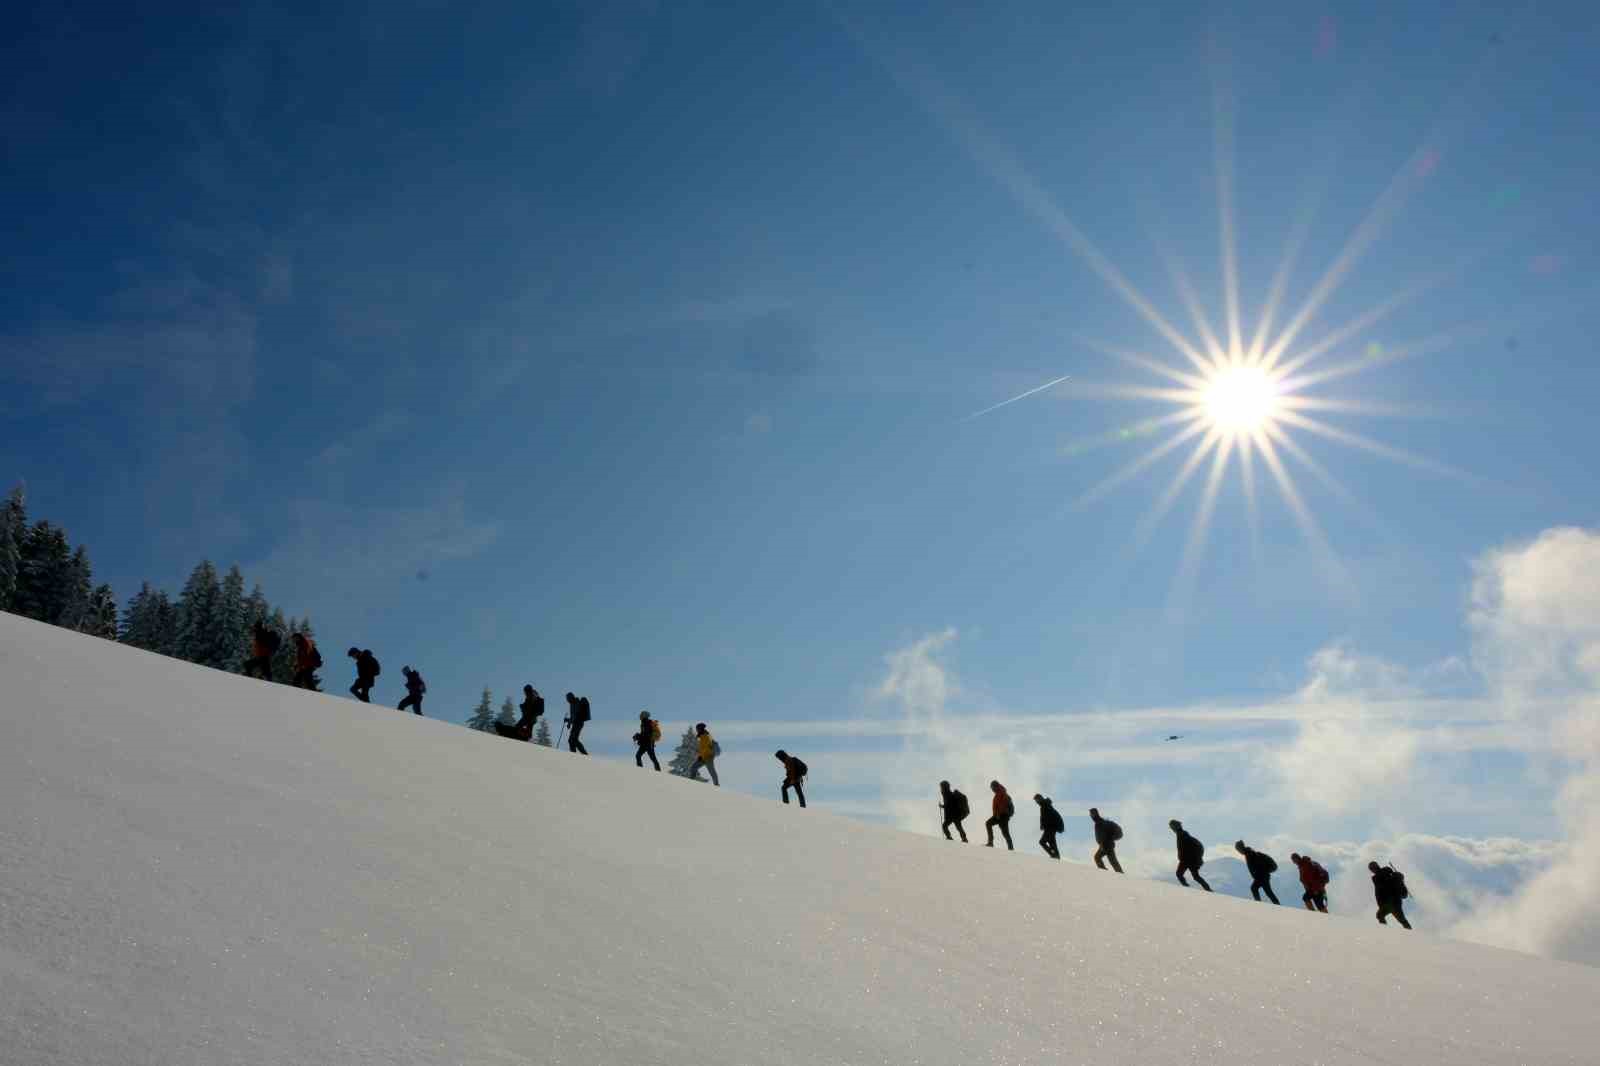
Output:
[{"xmin": 960, "ymin": 374, "xmax": 1071, "ymax": 423}]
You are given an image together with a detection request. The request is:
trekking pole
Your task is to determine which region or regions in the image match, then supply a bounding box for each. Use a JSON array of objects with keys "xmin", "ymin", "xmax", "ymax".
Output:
[{"xmin": 557, "ymin": 717, "xmax": 569, "ymax": 750}]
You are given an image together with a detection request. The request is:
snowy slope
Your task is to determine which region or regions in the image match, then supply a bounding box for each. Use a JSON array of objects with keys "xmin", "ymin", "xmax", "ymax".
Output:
[{"xmin": 3, "ymin": 613, "xmax": 1597, "ymax": 1066}]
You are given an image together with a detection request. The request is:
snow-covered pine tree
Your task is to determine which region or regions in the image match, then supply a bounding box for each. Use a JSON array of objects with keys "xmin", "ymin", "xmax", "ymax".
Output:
[
  {"xmin": 243, "ymin": 584, "xmax": 270, "ymax": 628},
  {"xmin": 498, "ymin": 697, "xmax": 517, "ymax": 729},
  {"xmin": 86, "ymin": 584, "xmax": 119, "ymax": 639},
  {"xmin": 269, "ymin": 610, "xmax": 294, "ymax": 683},
  {"xmin": 0, "ymin": 486, "xmax": 24, "ymax": 612},
  {"xmin": 467, "ymin": 688, "xmax": 497, "ymax": 732},
  {"xmin": 668, "ymin": 727, "xmax": 701, "ymax": 778},
  {"xmin": 217, "ymin": 565, "xmax": 248, "ymax": 672},
  {"xmin": 533, "ymin": 717, "xmax": 553, "ymax": 747},
  {"xmin": 60, "ymin": 545, "xmax": 94, "ymax": 631},
  {"xmin": 119, "ymin": 583, "xmax": 156, "ymax": 647},
  {"xmin": 151, "ymin": 590, "xmax": 179, "ymax": 657},
  {"xmin": 15, "ymin": 520, "xmax": 72, "ymax": 624},
  {"xmin": 174, "ymin": 560, "xmax": 222, "ymax": 666}
]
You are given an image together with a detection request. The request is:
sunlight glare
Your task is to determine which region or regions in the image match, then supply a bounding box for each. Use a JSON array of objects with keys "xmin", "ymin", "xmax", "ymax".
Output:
[{"xmin": 1203, "ymin": 365, "xmax": 1280, "ymax": 433}]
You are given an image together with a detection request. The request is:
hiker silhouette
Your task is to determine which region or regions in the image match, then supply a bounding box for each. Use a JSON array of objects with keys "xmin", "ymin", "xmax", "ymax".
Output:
[
  {"xmin": 1235, "ymin": 840, "xmax": 1281, "ymax": 904},
  {"xmin": 634, "ymin": 711, "xmax": 661, "ymax": 770},
  {"xmin": 495, "ymin": 685, "xmax": 542, "ymax": 740},
  {"xmin": 775, "ymin": 750, "xmax": 807, "ymax": 807},
  {"xmin": 347, "ymin": 647, "xmax": 380, "ymax": 703},
  {"xmin": 1170, "ymin": 819, "xmax": 1211, "ymax": 891},
  {"xmin": 691, "ymin": 723, "xmax": 720, "ymax": 785},
  {"xmin": 1369, "ymin": 860, "xmax": 1413, "ymax": 929},
  {"xmin": 397, "ymin": 666, "xmax": 425, "ymax": 715},
  {"xmin": 1035, "ymin": 794, "xmax": 1063, "ymax": 859},
  {"xmin": 1089, "ymin": 808, "xmax": 1124, "ymax": 873},
  {"xmin": 939, "ymin": 781, "xmax": 969, "ymax": 842}
]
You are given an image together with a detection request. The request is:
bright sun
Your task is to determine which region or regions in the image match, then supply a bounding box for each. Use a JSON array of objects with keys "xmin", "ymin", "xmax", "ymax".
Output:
[{"xmin": 1203, "ymin": 365, "xmax": 1280, "ymax": 433}]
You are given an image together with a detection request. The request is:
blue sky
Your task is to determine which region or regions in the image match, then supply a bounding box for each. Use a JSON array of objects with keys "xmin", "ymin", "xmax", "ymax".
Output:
[{"xmin": 6, "ymin": 3, "xmax": 1600, "ymax": 959}]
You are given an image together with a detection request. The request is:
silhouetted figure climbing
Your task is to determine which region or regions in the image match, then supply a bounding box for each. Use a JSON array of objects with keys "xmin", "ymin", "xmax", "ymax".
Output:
[
  {"xmin": 691, "ymin": 723, "xmax": 720, "ymax": 785},
  {"xmin": 290, "ymin": 632, "xmax": 322, "ymax": 690},
  {"xmin": 939, "ymin": 781, "xmax": 969, "ymax": 842},
  {"xmin": 1369, "ymin": 861, "xmax": 1412, "ymax": 929},
  {"xmin": 775, "ymin": 750, "xmax": 807, "ymax": 807},
  {"xmin": 634, "ymin": 711, "xmax": 662, "ymax": 770},
  {"xmin": 495, "ymin": 685, "xmax": 542, "ymax": 740},
  {"xmin": 1235, "ymin": 840, "xmax": 1281, "ymax": 904},
  {"xmin": 563, "ymin": 693, "xmax": 590, "ymax": 754},
  {"xmin": 985, "ymin": 781, "xmax": 1015, "ymax": 850},
  {"xmin": 347, "ymin": 647, "xmax": 380, "ymax": 703},
  {"xmin": 1035, "ymin": 794, "xmax": 1063, "ymax": 859},
  {"xmin": 1291, "ymin": 853, "xmax": 1330, "ymax": 913},
  {"xmin": 1170, "ymin": 819, "xmax": 1211, "ymax": 891},
  {"xmin": 242, "ymin": 622, "xmax": 280, "ymax": 679},
  {"xmin": 398, "ymin": 666, "xmax": 425, "ymax": 715},
  {"xmin": 1089, "ymin": 808, "xmax": 1124, "ymax": 873}
]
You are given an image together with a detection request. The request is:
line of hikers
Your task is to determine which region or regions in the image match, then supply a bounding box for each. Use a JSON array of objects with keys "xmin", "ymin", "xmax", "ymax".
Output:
[
  {"xmin": 239, "ymin": 623, "xmax": 1412, "ymax": 924},
  {"xmin": 939, "ymin": 781, "xmax": 1413, "ymax": 929}
]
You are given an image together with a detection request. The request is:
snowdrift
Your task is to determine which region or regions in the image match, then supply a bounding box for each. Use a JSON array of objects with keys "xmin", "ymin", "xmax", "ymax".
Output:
[{"xmin": 3, "ymin": 613, "xmax": 1597, "ymax": 1065}]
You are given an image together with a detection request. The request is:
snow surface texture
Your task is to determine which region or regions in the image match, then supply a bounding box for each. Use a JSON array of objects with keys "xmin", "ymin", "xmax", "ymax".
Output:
[{"xmin": 3, "ymin": 613, "xmax": 1598, "ymax": 1066}]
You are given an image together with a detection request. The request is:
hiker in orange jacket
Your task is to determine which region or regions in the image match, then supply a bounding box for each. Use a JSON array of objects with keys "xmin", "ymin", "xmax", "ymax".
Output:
[
  {"xmin": 290, "ymin": 632, "xmax": 321, "ymax": 690},
  {"xmin": 985, "ymin": 781, "xmax": 1015, "ymax": 850},
  {"xmin": 1291, "ymin": 853, "xmax": 1330, "ymax": 913},
  {"xmin": 242, "ymin": 622, "xmax": 279, "ymax": 679}
]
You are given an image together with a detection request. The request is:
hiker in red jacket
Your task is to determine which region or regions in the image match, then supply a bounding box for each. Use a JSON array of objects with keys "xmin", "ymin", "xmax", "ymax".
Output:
[
  {"xmin": 985, "ymin": 781, "xmax": 1015, "ymax": 850},
  {"xmin": 1291, "ymin": 853, "xmax": 1330, "ymax": 913}
]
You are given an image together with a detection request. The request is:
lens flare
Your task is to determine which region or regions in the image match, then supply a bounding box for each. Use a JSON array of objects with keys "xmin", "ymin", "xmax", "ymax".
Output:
[{"xmin": 1203, "ymin": 366, "xmax": 1280, "ymax": 433}]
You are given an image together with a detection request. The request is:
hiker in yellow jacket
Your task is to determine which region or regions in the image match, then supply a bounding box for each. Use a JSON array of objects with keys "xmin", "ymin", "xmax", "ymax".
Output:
[{"xmin": 691, "ymin": 722, "xmax": 720, "ymax": 786}]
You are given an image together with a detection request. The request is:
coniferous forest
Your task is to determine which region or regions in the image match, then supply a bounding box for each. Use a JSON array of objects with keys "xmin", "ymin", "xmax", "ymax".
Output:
[{"xmin": 1, "ymin": 485, "xmax": 316, "ymax": 684}]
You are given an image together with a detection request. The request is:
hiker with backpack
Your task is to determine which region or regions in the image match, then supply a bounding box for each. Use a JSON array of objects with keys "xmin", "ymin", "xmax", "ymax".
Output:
[
  {"xmin": 634, "ymin": 711, "xmax": 662, "ymax": 770},
  {"xmin": 775, "ymin": 750, "xmax": 807, "ymax": 807},
  {"xmin": 985, "ymin": 781, "xmax": 1015, "ymax": 850},
  {"xmin": 1369, "ymin": 860, "xmax": 1412, "ymax": 929},
  {"xmin": 1291, "ymin": 853, "xmax": 1330, "ymax": 913},
  {"xmin": 495, "ymin": 685, "xmax": 542, "ymax": 740},
  {"xmin": 242, "ymin": 622, "xmax": 280, "ymax": 679},
  {"xmin": 939, "ymin": 781, "xmax": 969, "ymax": 842},
  {"xmin": 1235, "ymin": 840, "xmax": 1281, "ymax": 904},
  {"xmin": 290, "ymin": 632, "xmax": 322, "ymax": 690},
  {"xmin": 1169, "ymin": 819, "xmax": 1211, "ymax": 891},
  {"xmin": 1035, "ymin": 794, "xmax": 1064, "ymax": 859},
  {"xmin": 563, "ymin": 693, "xmax": 590, "ymax": 755},
  {"xmin": 1089, "ymin": 808, "xmax": 1124, "ymax": 873},
  {"xmin": 398, "ymin": 666, "xmax": 426, "ymax": 715},
  {"xmin": 691, "ymin": 723, "xmax": 720, "ymax": 785},
  {"xmin": 347, "ymin": 647, "xmax": 381, "ymax": 703}
]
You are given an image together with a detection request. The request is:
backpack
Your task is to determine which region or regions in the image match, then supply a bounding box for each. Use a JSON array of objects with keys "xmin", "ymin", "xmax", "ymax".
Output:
[
  {"xmin": 790, "ymin": 757, "xmax": 808, "ymax": 778},
  {"xmin": 577, "ymin": 699, "xmax": 591, "ymax": 722},
  {"xmin": 1046, "ymin": 806, "xmax": 1064, "ymax": 833},
  {"xmin": 648, "ymin": 718, "xmax": 661, "ymax": 743},
  {"xmin": 1104, "ymin": 819, "xmax": 1124, "ymax": 842},
  {"xmin": 1003, "ymin": 794, "xmax": 1015, "ymax": 819},
  {"xmin": 262, "ymin": 629, "xmax": 281, "ymax": 654},
  {"xmin": 712, "ymin": 740, "xmax": 722, "ymax": 757},
  {"xmin": 365, "ymin": 651, "xmax": 380, "ymax": 678},
  {"xmin": 1310, "ymin": 861, "xmax": 1329, "ymax": 887},
  {"xmin": 1392, "ymin": 868, "xmax": 1409, "ymax": 899},
  {"xmin": 949, "ymin": 790, "xmax": 969, "ymax": 819},
  {"xmin": 1262, "ymin": 853, "xmax": 1278, "ymax": 874}
]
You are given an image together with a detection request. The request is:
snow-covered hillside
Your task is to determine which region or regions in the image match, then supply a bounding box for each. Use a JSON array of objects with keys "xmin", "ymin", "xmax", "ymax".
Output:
[{"xmin": 3, "ymin": 613, "xmax": 1598, "ymax": 1065}]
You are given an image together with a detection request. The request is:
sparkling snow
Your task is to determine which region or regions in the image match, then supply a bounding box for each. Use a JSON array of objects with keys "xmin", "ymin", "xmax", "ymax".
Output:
[{"xmin": 3, "ymin": 613, "xmax": 1597, "ymax": 1064}]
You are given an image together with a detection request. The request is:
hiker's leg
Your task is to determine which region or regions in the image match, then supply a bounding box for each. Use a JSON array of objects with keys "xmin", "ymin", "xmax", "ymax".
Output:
[
  {"xmin": 706, "ymin": 759, "xmax": 719, "ymax": 786},
  {"xmin": 985, "ymin": 816, "xmax": 998, "ymax": 846},
  {"xmin": 1094, "ymin": 847, "xmax": 1106, "ymax": 869},
  {"xmin": 781, "ymin": 781, "xmax": 791, "ymax": 804},
  {"xmin": 1303, "ymin": 892, "xmax": 1316, "ymax": 911},
  {"xmin": 1176, "ymin": 863, "xmax": 1189, "ymax": 886},
  {"xmin": 1394, "ymin": 904, "xmax": 1411, "ymax": 930},
  {"xmin": 1193, "ymin": 870, "xmax": 1211, "ymax": 892},
  {"xmin": 1251, "ymin": 880, "xmax": 1264, "ymax": 901},
  {"xmin": 956, "ymin": 819, "xmax": 967, "ymax": 842},
  {"xmin": 795, "ymin": 781, "xmax": 805, "ymax": 808},
  {"xmin": 942, "ymin": 820, "xmax": 953, "ymax": 841},
  {"xmin": 999, "ymin": 818, "xmax": 1013, "ymax": 850},
  {"xmin": 1264, "ymin": 882, "xmax": 1280, "ymax": 905},
  {"xmin": 1108, "ymin": 849, "xmax": 1123, "ymax": 873}
]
